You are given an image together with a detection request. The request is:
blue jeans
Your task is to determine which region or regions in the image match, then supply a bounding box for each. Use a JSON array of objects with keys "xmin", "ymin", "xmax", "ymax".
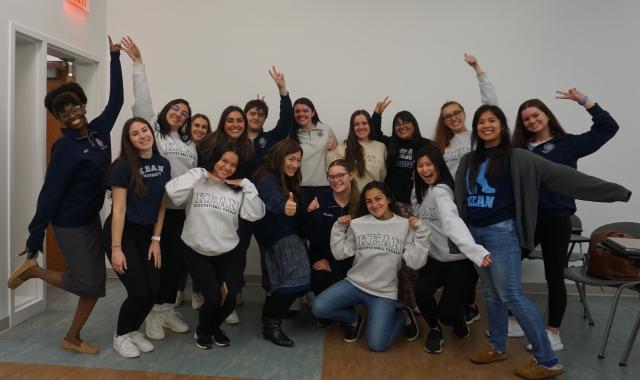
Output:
[
  {"xmin": 312, "ymin": 279, "xmax": 405, "ymax": 352},
  {"xmin": 469, "ymin": 219, "xmax": 556, "ymax": 363}
]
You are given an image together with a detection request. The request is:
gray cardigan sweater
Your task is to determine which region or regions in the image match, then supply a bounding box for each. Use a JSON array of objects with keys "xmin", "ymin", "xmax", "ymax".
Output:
[{"xmin": 455, "ymin": 148, "xmax": 631, "ymax": 251}]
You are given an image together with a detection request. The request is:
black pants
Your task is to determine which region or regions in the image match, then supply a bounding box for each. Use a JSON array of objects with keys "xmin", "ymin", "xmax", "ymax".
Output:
[
  {"xmin": 531, "ymin": 215, "xmax": 572, "ymax": 328},
  {"xmin": 104, "ymin": 216, "xmax": 160, "ymax": 336},
  {"xmin": 183, "ymin": 247, "xmax": 242, "ymax": 335},
  {"xmin": 235, "ymin": 218, "xmax": 255, "ymax": 289},
  {"xmin": 415, "ymin": 258, "xmax": 475, "ymax": 328},
  {"xmin": 156, "ymin": 209, "xmax": 189, "ymax": 304},
  {"xmin": 263, "ymin": 291, "xmax": 304, "ymax": 319},
  {"xmin": 177, "ymin": 268, "xmax": 202, "ymax": 293}
]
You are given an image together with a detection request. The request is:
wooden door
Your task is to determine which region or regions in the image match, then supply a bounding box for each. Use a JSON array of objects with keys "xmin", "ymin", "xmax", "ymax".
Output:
[{"xmin": 45, "ymin": 61, "xmax": 70, "ymax": 271}]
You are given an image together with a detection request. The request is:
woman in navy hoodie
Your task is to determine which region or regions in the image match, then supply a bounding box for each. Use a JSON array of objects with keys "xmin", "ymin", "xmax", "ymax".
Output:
[
  {"xmin": 511, "ymin": 89, "xmax": 619, "ymax": 351},
  {"xmin": 8, "ymin": 37, "xmax": 124, "ymax": 355}
]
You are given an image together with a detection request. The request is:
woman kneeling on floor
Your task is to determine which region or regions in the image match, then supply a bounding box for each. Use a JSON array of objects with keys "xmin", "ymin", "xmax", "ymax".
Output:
[{"xmin": 312, "ymin": 181, "xmax": 428, "ymax": 352}]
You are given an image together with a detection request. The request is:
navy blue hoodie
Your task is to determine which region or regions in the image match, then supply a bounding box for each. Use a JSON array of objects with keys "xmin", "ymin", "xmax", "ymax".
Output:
[
  {"xmin": 26, "ymin": 51, "xmax": 124, "ymax": 251},
  {"xmin": 531, "ymin": 104, "xmax": 619, "ymax": 219}
]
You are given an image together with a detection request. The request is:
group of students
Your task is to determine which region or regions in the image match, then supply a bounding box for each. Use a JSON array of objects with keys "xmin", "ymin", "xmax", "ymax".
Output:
[{"xmin": 6, "ymin": 36, "xmax": 632, "ymax": 380}]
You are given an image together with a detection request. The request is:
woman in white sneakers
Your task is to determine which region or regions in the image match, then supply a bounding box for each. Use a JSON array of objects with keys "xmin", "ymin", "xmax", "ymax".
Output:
[
  {"xmin": 121, "ymin": 36, "xmax": 197, "ymax": 339},
  {"xmin": 104, "ymin": 117, "xmax": 170, "ymax": 358},
  {"xmin": 165, "ymin": 143, "xmax": 265, "ymax": 350}
]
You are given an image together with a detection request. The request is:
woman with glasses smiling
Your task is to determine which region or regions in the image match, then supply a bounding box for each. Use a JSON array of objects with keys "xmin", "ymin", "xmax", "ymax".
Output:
[
  {"xmin": 121, "ymin": 36, "xmax": 198, "ymax": 341},
  {"xmin": 432, "ymin": 54, "xmax": 498, "ymax": 326}
]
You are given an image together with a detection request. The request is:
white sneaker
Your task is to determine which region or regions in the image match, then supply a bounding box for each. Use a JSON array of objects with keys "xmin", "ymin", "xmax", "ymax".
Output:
[
  {"xmin": 174, "ymin": 290, "xmax": 184, "ymax": 308},
  {"xmin": 159, "ymin": 308, "xmax": 189, "ymax": 333},
  {"xmin": 129, "ymin": 331, "xmax": 154, "ymax": 352},
  {"xmin": 145, "ymin": 311, "xmax": 165, "ymax": 340},
  {"xmin": 224, "ymin": 310, "xmax": 240, "ymax": 325},
  {"xmin": 289, "ymin": 297, "xmax": 302, "ymax": 312},
  {"xmin": 526, "ymin": 329, "xmax": 564, "ymax": 352},
  {"xmin": 236, "ymin": 291, "xmax": 244, "ymax": 306},
  {"xmin": 192, "ymin": 292, "xmax": 204, "ymax": 310},
  {"xmin": 508, "ymin": 318, "xmax": 525, "ymax": 338},
  {"xmin": 113, "ymin": 334, "xmax": 140, "ymax": 358}
]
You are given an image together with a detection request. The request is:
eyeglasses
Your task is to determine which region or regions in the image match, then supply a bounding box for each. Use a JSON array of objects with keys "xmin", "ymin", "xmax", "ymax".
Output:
[
  {"xmin": 58, "ymin": 105, "xmax": 86, "ymax": 120},
  {"xmin": 443, "ymin": 109, "xmax": 464, "ymax": 121},
  {"xmin": 393, "ymin": 120, "xmax": 412, "ymax": 128},
  {"xmin": 170, "ymin": 104, "xmax": 190, "ymax": 118},
  {"xmin": 327, "ymin": 172, "xmax": 349, "ymax": 182}
]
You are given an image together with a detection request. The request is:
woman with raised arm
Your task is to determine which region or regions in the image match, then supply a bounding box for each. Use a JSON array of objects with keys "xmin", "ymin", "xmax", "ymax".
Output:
[
  {"xmin": 165, "ymin": 143, "xmax": 265, "ymax": 350},
  {"xmin": 252, "ymin": 139, "xmax": 311, "ymax": 347},
  {"xmin": 327, "ymin": 110, "xmax": 387, "ymax": 191},
  {"xmin": 104, "ymin": 117, "xmax": 170, "ymax": 358},
  {"xmin": 312, "ymin": 181, "xmax": 427, "ymax": 351},
  {"xmin": 121, "ymin": 36, "xmax": 197, "ymax": 340},
  {"xmin": 8, "ymin": 37, "xmax": 124, "ymax": 355},
  {"xmin": 511, "ymin": 89, "xmax": 619, "ymax": 351},
  {"xmin": 457, "ymin": 104, "xmax": 629, "ymax": 379},
  {"xmin": 432, "ymin": 53, "xmax": 498, "ymax": 325}
]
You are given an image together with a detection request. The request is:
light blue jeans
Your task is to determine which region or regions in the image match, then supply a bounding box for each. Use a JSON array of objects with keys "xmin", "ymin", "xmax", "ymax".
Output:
[
  {"xmin": 469, "ymin": 219, "xmax": 556, "ymax": 363},
  {"xmin": 312, "ymin": 279, "xmax": 405, "ymax": 352}
]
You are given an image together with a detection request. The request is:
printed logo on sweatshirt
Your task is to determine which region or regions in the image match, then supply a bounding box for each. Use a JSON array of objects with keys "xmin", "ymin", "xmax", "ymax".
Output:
[
  {"xmin": 140, "ymin": 164, "xmax": 166, "ymax": 178},
  {"xmin": 444, "ymin": 146, "xmax": 471, "ymax": 166},
  {"xmin": 193, "ymin": 192, "xmax": 240, "ymax": 215},
  {"xmin": 395, "ymin": 148, "xmax": 414, "ymax": 169},
  {"xmin": 420, "ymin": 207, "xmax": 439, "ymax": 224},
  {"xmin": 356, "ymin": 233, "xmax": 404, "ymax": 255},
  {"xmin": 541, "ymin": 142, "xmax": 556, "ymax": 154},
  {"xmin": 257, "ymin": 137, "xmax": 268, "ymax": 149},
  {"xmin": 365, "ymin": 152, "xmax": 384, "ymax": 165},
  {"xmin": 466, "ymin": 160, "xmax": 496, "ymax": 208}
]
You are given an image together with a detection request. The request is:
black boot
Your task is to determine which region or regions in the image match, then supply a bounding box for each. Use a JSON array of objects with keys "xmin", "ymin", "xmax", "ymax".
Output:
[{"xmin": 262, "ymin": 317, "xmax": 294, "ymax": 347}]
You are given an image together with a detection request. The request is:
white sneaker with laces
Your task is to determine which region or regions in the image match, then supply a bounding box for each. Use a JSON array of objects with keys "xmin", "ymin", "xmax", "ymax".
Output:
[
  {"xmin": 145, "ymin": 311, "xmax": 165, "ymax": 340},
  {"xmin": 526, "ymin": 329, "xmax": 564, "ymax": 352},
  {"xmin": 174, "ymin": 290, "xmax": 184, "ymax": 307},
  {"xmin": 113, "ymin": 333, "xmax": 140, "ymax": 358},
  {"xmin": 159, "ymin": 307, "xmax": 189, "ymax": 333},
  {"xmin": 192, "ymin": 292, "xmax": 204, "ymax": 310},
  {"xmin": 129, "ymin": 331, "xmax": 154, "ymax": 352},
  {"xmin": 508, "ymin": 318, "xmax": 525, "ymax": 338},
  {"xmin": 225, "ymin": 310, "xmax": 240, "ymax": 325}
]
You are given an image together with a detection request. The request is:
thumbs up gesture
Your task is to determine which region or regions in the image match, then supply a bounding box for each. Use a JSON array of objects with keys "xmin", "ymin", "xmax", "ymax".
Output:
[
  {"xmin": 307, "ymin": 196, "xmax": 320, "ymax": 212},
  {"xmin": 285, "ymin": 192, "xmax": 297, "ymax": 216}
]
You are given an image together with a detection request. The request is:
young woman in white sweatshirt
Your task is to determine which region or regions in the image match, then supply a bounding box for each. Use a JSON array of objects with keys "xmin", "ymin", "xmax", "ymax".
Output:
[
  {"xmin": 165, "ymin": 143, "xmax": 265, "ymax": 350},
  {"xmin": 411, "ymin": 145, "xmax": 490, "ymax": 354},
  {"xmin": 312, "ymin": 181, "xmax": 428, "ymax": 352}
]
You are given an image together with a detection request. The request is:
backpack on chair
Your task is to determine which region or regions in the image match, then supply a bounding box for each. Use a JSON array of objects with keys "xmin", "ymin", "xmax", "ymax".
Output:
[{"xmin": 586, "ymin": 230, "xmax": 640, "ymax": 280}]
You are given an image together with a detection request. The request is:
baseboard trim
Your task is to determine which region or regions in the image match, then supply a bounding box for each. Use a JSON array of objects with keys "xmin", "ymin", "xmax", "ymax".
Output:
[{"xmin": 0, "ymin": 316, "xmax": 10, "ymax": 333}]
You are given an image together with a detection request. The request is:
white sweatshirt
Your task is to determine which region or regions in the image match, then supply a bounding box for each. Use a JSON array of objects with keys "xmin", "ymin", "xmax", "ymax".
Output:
[
  {"xmin": 132, "ymin": 63, "xmax": 198, "ymax": 209},
  {"xmin": 411, "ymin": 184, "xmax": 489, "ymax": 267},
  {"xmin": 298, "ymin": 122, "xmax": 337, "ymax": 186},
  {"xmin": 330, "ymin": 214, "xmax": 428, "ymax": 300},
  {"xmin": 165, "ymin": 168, "xmax": 266, "ymax": 256}
]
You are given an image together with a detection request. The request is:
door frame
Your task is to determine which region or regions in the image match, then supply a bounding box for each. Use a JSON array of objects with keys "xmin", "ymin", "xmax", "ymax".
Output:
[{"xmin": 6, "ymin": 21, "xmax": 102, "ymax": 328}]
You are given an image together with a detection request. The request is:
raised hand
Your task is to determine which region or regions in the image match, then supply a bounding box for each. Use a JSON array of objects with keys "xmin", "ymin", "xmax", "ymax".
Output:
[
  {"xmin": 224, "ymin": 178, "xmax": 244, "ymax": 188},
  {"xmin": 120, "ymin": 36, "xmax": 143, "ymax": 64},
  {"xmin": 464, "ymin": 53, "xmax": 484, "ymax": 75},
  {"xmin": 307, "ymin": 196, "xmax": 320, "ymax": 212},
  {"xmin": 256, "ymin": 93, "xmax": 265, "ymax": 101},
  {"xmin": 269, "ymin": 65, "xmax": 287, "ymax": 96},
  {"xmin": 285, "ymin": 192, "xmax": 297, "ymax": 216},
  {"xmin": 325, "ymin": 136, "xmax": 337, "ymax": 151},
  {"xmin": 408, "ymin": 216, "xmax": 420, "ymax": 230},
  {"xmin": 338, "ymin": 215, "xmax": 351, "ymax": 226},
  {"xmin": 108, "ymin": 35, "xmax": 121, "ymax": 53},
  {"xmin": 555, "ymin": 88, "xmax": 594, "ymax": 108},
  {"xmin": 374, "ymin": 96, "xmax": 392, "ymax": 115}
]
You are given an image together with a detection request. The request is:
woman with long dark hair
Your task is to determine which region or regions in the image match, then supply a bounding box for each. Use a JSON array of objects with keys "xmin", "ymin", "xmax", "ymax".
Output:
[
  {"xmin": 121, "ymin": 36, "xmax": 197, "ymax": 339},
  {"xmin": 8, "ymin": 37, "xmax": 124, "ymax": 355},
  {"xmin": 103, "ymin": 117, "xmax": 170, "ymax": 358},
  {"xmin": 252, "ymin": 139, "xmax": 311, "ymax": 347},
  {"xmin": 327, "ymin": 110, "xmax": 387, "ymax": 191},
  {"xmin": 511, "ymin": 91, "xmax": 619, "ymax": 350},
  {"xmin": 456, "ymin": 104, "xmax": 630, "ymax": 379}
]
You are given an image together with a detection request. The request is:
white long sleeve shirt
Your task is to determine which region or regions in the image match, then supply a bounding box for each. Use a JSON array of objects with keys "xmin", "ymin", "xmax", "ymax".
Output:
[
  {"xmin": 165, "ymin": 168, "xmax": 265, "ymax": 256},
  {"xmin": 412, "ymin": 184, "xmax": 489, "ymax": 267},
  {"xmin": 330, "ymin": 214, "xmax": 428, "ymax": 300}
]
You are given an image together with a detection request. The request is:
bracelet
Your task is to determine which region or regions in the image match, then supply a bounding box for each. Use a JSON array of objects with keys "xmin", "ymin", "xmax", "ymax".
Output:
[
  {"xmin": 151, "ymin": 235, "xmax": 161, "ymax": 242},
  {"xmin": 578, "ymin": 96, "xmax": 589, "ymax": 106}
]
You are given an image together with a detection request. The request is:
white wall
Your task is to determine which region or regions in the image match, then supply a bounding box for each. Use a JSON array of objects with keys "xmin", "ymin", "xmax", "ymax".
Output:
[
  {"xmin": 1, "ymin": 0, "xmax": 108, "ymax": 323},
  {"xmin": 107, "ymin": 0, "xmax": 640, "ymax": 282}
]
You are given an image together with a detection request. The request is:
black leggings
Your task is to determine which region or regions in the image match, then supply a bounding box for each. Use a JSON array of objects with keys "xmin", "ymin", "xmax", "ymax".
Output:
[
  {"xmin": 156, "ymin": 209, "xmax": 189, "ymax": 304},
  {"xmin": 183, "ymin": 247, "xmax": 242, "ymax": 336},
  {"xmin": 415, "ymin": 258, "xmax": 475, "ymax": 328},
  {"xmin": 531, "ymin": 215, "xmax": 572, "ymax": 328},
  {"xmin": 104, "ymin": 216, "xmax": 160, "ymax": 336}
]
